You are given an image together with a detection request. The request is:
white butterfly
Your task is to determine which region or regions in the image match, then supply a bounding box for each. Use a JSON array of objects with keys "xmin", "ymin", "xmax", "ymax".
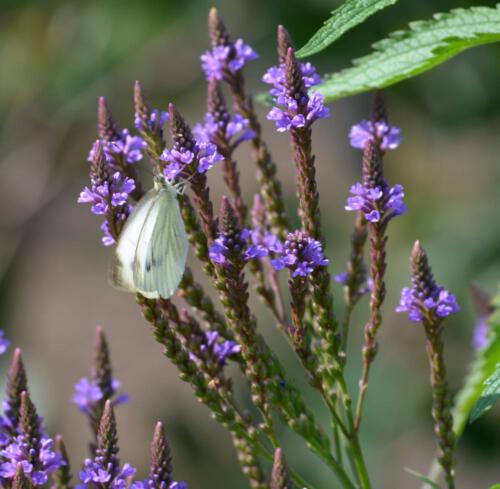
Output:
[{"xmin": 110, "ymin": 176, "xmax": 188, "ymax": 299}]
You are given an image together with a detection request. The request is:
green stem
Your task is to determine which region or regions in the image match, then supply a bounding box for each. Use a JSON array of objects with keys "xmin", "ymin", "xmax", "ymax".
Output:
[{"xmin": 338, "ymin": 378, "xmax": 372, "ymax": 489}]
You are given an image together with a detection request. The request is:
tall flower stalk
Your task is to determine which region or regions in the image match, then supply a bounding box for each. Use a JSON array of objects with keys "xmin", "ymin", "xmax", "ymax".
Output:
[{"xmin": 397, "ymin": 241, "xmax": 459, "ymax": 489}]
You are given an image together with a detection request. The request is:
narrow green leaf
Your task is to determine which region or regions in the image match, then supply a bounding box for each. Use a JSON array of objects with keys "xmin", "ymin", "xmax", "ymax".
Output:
[
  {"xmin": 405, "ymin": 468, "xmax": 442, "ymax": 489},
  {"xmin": 296, "ymin": 0, "xmax": 398, "ymax": 58},
  {"xmin": 470, "ymin": 362, "xmax": 500, "ymax": 421},
  {"xmin": 317, "ymin": 5, "xmax": 500, "ymax": 102},
  {"xmin": 452, "ymin": 289, "xmax": 500, "ymax": 433}
]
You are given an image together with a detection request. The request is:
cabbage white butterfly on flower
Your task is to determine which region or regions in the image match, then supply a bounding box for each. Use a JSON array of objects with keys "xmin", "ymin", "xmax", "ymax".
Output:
[{"xmin": 110, "ymin": 175, "xmax": 188, "ymax": 299}]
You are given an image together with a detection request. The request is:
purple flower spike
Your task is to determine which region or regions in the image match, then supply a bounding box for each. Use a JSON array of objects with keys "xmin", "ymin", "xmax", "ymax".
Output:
[
  {"xmin": 209, "ymin": 227, "xmax": 276, "ymax": 266},
  {"xmin": 396, "ymin": 242, "xmax": 460, "ymax": 324},
  {"xmin": 263, "ymin": 59, "xmax": 329, "ymax": 132},
  {"xmin": 0, "ymin": 330, "xmax": 10, "ymax": 355},
  {"xmin": 135, "ymin": 108, "xmax": 169, "ymax": 132},
  {"xmin": 349, "ymin": 120, "xmax": 402, "ymax": 151},
  {"xmin": 271, "ymin": 231, "xmax": 328, "ymax": 278},
  {"xmin": 0, "ymin": 435, "xmax": 64, "ymax": 486},
  {"xmin": 72, "ymin": 377, "xmax": 128, "ymax": 415},
  {"xmin": 201, "ymin": 38, "xmax": 257, "ymax": 80},
  {"xmin": 396, "ymin": 286, "xmax": 460, "ymax": 323},
  {"xmin": 161, "ymin": 140, "xmax": 223, "ymax": 180},
  {"xmin": 345, "ymin": 182, "xmax": 406, "ymax": 223},
  {"xmin": 194, "ymin": 113, "xmax": 254, "ymax": 146},
  {"xmin": 79, "ymin": 459, "xmax": 136, "ymax": 489},
  {"xmin": 79, "ymin": 142, "xmax": 136, "ymax": 246}
]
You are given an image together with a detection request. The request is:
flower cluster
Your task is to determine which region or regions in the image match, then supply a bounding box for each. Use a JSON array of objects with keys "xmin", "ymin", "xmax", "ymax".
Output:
[
  {"xmin": 271, "ymin": 231, "xmax": 329, "ymax": 278},
  {"xmin": 78, "ymin": 166, "xmax": 136, "ymax": 246},
  {"xmin": 209, "ymin": 228, "xmax": 269, "ymax": 266},
  {"xmin": 73, "ymin": 378, "xmax": 129, "ymax": 415},
  {"xmin": 201, "ymin": 38, "xmax": 258, "ymax": 80},
  {"xmin": 160, "ymin": 141, "xmax": 224, "ymax": 180},
  {"xmin": 396, "ymin": 284, "xmax": 460, "ymax": 323},
  {"xmin": 134, "ymin": 108, "xmax": 169, "ymax": 133},
  {"xmin": 88, "ymin": 130, "xmax": 147, "ymax": 166},
  {"xmin": 349, "ymin": 120, "xmax": 402, "ymax": 151},
  {"xmin": 0, "ymin": 330, "xmax": 10, "ymax": 355},
  {"xmin": 0, "ymin": 435, "xmax": 64, "ymax": 485},
  {"xmin": 345, "ymin": 182, "xmax": 406, "ymax": 223},
  {"xmin": 189, "ymin": 331, "xmax": 240, "ymax": 366},
  {"xmin": 263, "ymin": 61, "xmax": 329, "ymax": 132},
  {"xmin": 194, "ymin": 112, "xmax": 254, "ymax": 147},
  {"xmin": 79, "ymin": 141, "xmax": 137, "ymax": 246},
  {"xmin": 133, "ymin": 479, "xmax": 187, "ymax": 489},
  {"xmin": 79, "ymin": 458, "xmax": 136, "ymax": 489},
  {"xmin": 334, "ymin": 272, "xmax": 373, "ymax": 297}
]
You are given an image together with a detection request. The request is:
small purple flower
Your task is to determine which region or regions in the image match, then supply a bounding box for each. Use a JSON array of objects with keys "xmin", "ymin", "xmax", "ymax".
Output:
[
  {"xmin": 271, "ymin": 231, "xmax": 329, "ymax": 278},
  {"xmin": 72, "ymin": 377, "xmax": 129, "ymax": 415},
  {"xmin": 262, "ymin": 62, "xmax": 322, "ymax": 98},
  {"xmin": 0, "ymin": 330, "xmax": 10, "ymax": 355},
  {"xmin": 88, "ymin": 131, "xmax": 147, "ymax": 165},
  {"xmin": 160, "ymin": 142, "xmax": 223, "ymax": 180},
  {"xmin": 334, "ymin": 272, "xmax": 373, "ymax": 296},
  {"xmin": 201, "ymin": 39, "xmax": 257, "ymax": 80},
  {"xmin": 73, "ymin": 378, "xmax": 103, "ymax": 414},
  {"xmin": 0, "ymin": 435, "xmax": 64, "ymax": 485},
  {"xmin": 135, "ymin": 108, "xmax": 169, "ymax": 133},
  {"xmin": 473, "ymin": 318, "xmax": 489, "ymax": 351},
  {"xmin": 396, "ymin": 286, "xmax": 460, "ymax": 323},
  {"xmin": 345, "ymin": 182, "xmax": 406, "ymax": 223},
  {"xmin": 198, "ymin": 142, "xmax": 225, "ymax": 173},
  {"xmin": 78, "ymin": 171, "xmax": 135, "ymax": 246},
  {"xmin": 209, "ymin": 228, "xmax": 271, "ymax": 266},
  {"xmin": 349, "ymin": 120, "xmax": 402, "ymax": 151},
  {"xmin": 194, "ymin": 113, "xmax": 254, "ymax": 146},
  {"xmin": 200, "ymin": 331, "xmax": 240, "ymax": 366},
  {"xmin": 263, "ymin": 62, "xmax": 329, "ymax": 132},
  {"xmin": 169, "ymin": 482, "xmax": 187, "ymax": 489},
  {"xmin": 79, "ymin": 459, "xmax": 136, "ymax": 489}
]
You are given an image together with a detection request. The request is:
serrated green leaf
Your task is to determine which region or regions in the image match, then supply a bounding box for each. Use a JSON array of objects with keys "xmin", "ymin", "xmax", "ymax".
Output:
[
  {"xmin": 470, "ymin": 362, "xmax": 500, "ymax": 421},
  {"xmin": 405, "ymin": 468, "xmax": 442, "ymax": 489},
  {"xmin": 452, "ymin": 288, "xmax": 500, "ymax": 433},
  {"xmin": 296, "ymin": 0, "xmax": 398, "ymax": 58},
  {"xmin": 317, "ymin": 5, "xmax": 500, "ymax": 102}
]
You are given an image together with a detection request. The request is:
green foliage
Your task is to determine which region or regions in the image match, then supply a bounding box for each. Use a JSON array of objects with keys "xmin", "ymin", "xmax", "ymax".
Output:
[
  {"xmin": 405, "ymin": 468, "xmax": 442, "ymax": 489},
  {"xmin": 489, "ymin": 485, "xmax": 500, "ymax": 489},
  {"xmin": 452, "ymin": 288, "xmax": 500, "ymax": 434},
  {"xmin": 470, "ymin": 362, "xmax": 500, "ymax": 422},
  {"xmin": 316, "ymin": 5, "xmax": 500, "ymax": 102},
  {"xmin": 296, "ymin": 0, "xmax": 398, "ymax": 58}
]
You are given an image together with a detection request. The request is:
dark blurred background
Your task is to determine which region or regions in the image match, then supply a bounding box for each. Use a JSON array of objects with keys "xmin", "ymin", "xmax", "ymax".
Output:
[{"xmin": 1, "ymin": 0, "xmax": 499, "ymax": 487}]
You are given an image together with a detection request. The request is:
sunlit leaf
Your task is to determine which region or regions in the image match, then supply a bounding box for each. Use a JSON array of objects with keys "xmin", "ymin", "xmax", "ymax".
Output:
[
  {"xmin": 317, "ymin": 5, "xmax": 500, "ymax": 102},
  {"xmin": 296, "ymin": 0, "xmax": 398, "ymax": 58}
]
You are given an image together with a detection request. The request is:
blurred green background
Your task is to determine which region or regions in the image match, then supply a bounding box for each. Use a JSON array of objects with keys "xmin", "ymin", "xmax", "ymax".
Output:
[{"xmin": 1, "ymin": 0, "xmax": 500, "ymax": 487}]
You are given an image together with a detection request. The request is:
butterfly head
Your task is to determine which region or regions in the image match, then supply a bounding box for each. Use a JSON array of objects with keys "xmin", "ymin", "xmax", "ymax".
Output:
[{"xmin": 153, "ymin": 173, "xmax": 186, "ymax": 195}]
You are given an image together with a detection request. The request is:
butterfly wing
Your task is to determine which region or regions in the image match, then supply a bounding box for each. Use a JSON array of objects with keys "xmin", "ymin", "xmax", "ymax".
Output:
[
  {"xmin": 133, "ymin": 187, "xmax": 188, "ymax": 299},
  {"xmin": 153, "ymin": 189, "xmax": 188, "ymax": 299},
  {"xmin": 109, "ymin": 188, "xmax": 159, "ymax": 292}
]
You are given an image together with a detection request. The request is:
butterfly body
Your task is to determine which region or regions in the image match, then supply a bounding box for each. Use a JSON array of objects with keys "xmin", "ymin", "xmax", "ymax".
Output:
[{"xmin": 110, "ymin": 177, "xmax": 188, "ymax": 299}]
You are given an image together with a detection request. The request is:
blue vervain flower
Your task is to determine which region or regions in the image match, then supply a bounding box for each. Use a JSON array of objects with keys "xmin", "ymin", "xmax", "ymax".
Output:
[
  {"xmin": 201, "ymin": 39, "xmax": 257, "ymax": 80},
  {"xmin": 0, "ymin": 330, "xmax": 10, "ymax": 356},
  {"xmin": 349, "ymin": 120, "xmax": 402, "ymax": 151},
  {"xmin": 271, "ymin": 231, "xmax": 328, "ymax": 278}
]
